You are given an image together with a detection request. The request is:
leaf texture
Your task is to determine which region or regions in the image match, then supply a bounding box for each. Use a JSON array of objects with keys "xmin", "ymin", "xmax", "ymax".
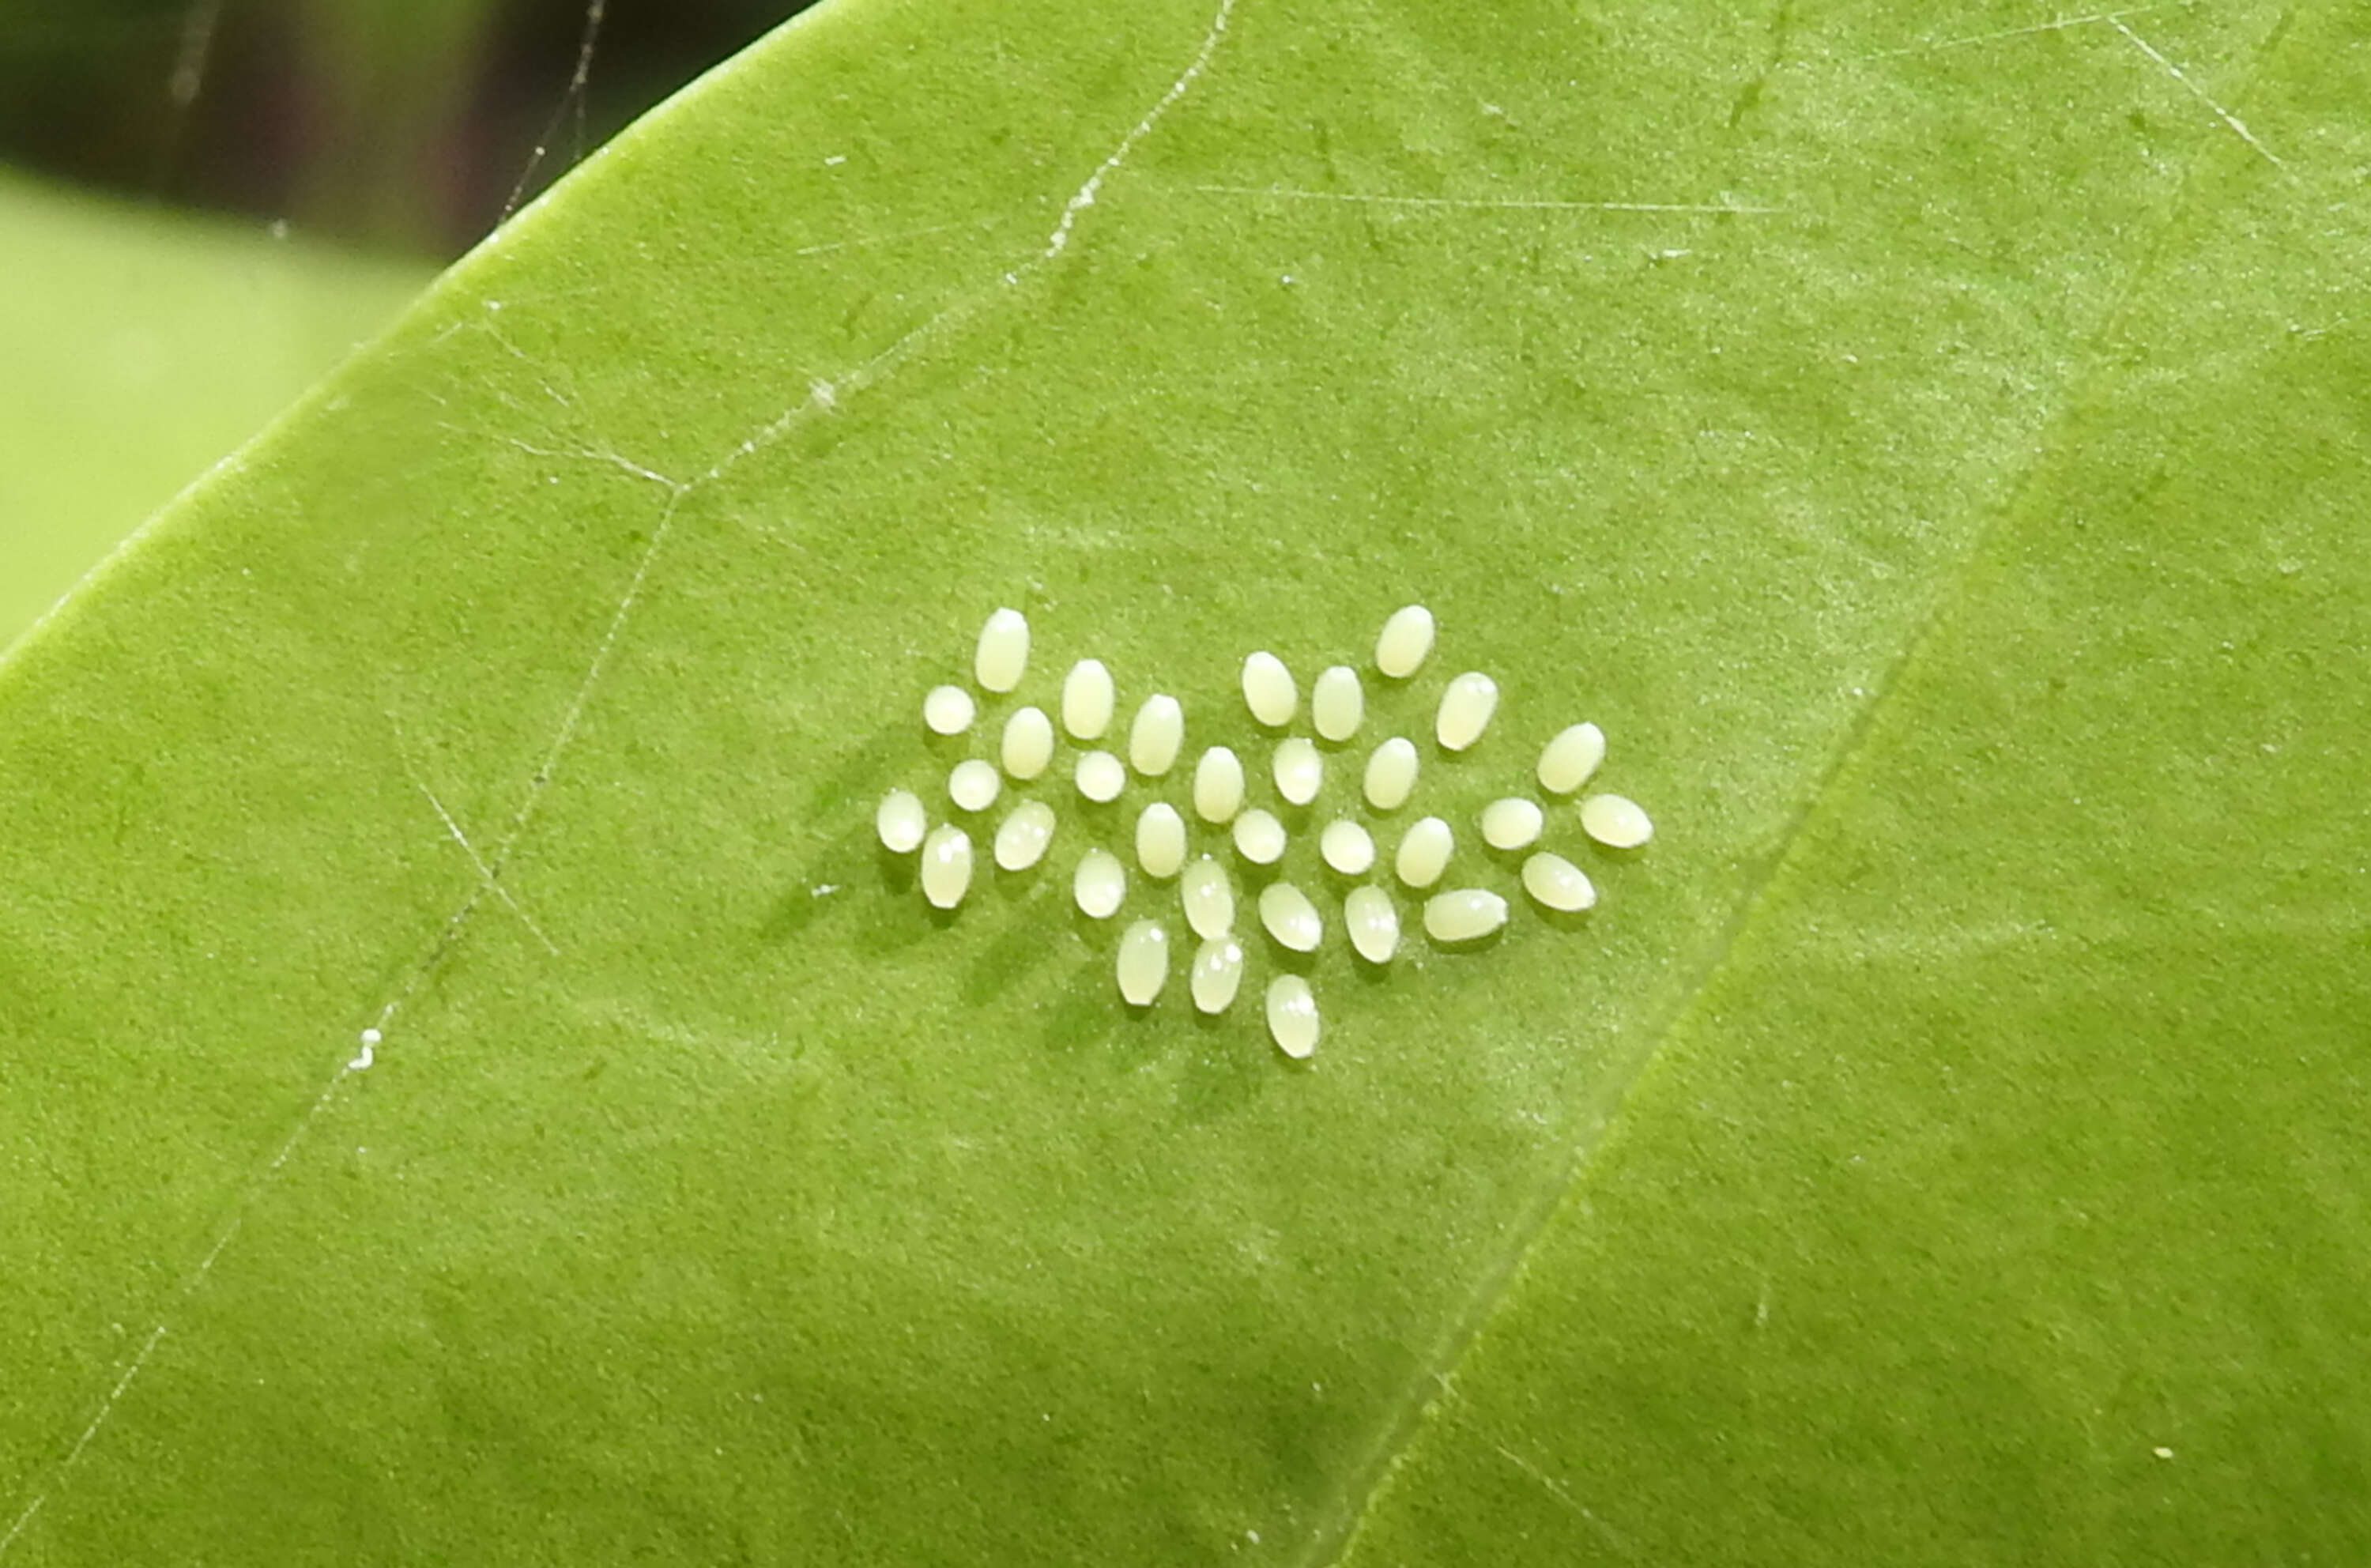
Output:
[{"xmin": 2, "ymin": 0, "xmax": 2364, "ymax": 1562}]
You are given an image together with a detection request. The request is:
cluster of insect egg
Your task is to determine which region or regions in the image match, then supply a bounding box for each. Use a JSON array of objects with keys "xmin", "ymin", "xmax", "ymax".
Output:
[{"xmin": 875, "ymin": 605, "xmax": 1655, "ymax": 1060}]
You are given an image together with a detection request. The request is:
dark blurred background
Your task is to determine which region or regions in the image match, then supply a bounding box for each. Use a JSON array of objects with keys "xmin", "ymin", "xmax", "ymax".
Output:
[{"xmin": 0, "ymin": 0, "xmax": 823, "ymax": 258}]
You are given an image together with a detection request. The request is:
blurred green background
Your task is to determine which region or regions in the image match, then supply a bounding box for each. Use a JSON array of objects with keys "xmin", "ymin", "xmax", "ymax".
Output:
[{"xmin": 0, "ymin": 0, "xmax": 815, "ymax": 648}]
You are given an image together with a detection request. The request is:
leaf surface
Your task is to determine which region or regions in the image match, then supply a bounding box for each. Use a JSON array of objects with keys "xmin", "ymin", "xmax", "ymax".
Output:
[{"xmin": 2, "ymin": 0, "xmax": 2365, "ymax": 1562}]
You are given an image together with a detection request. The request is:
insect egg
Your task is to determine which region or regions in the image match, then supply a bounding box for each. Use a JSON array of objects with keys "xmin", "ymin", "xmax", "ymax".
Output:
[
  {"xmin": 1136, "ymin": 801, "xmax": 1187, "ymax": 878},
  {"xmin": 1193, "ymin": 747, "xmax": 1246, "ymax": 824},
  {"xmin": 1394, "ymin": 816, "xmax": 1455, "ymax": 889},
  {"xmin": 1312, "ymin": 665, "xmax": 1363, "ymax": 741},
  {"xmin": 1272, "ymin": 738, "xmax": 1323, "ymax": 806},
  {"xmin": 1075, "ymin": 749, "xmax": 1126, "ymax": 803},
  {"xmin": 1580, "ymin": 793, "xmax": 1654, "ymax": 848},
  {"xmin": 1480, "ymin": 797, "xmax": 1545, "ymax": 850},
  {"xmin": 922, "ymin": 684, "xmax": 976, "ymax": 735},
  {"xmin": 1242, "ymin": 651, "xmax": 1298, "ymax": 727},
  {"xmin": 1258, "ymin": 882, "xmax": 1323, "ymax": 952},
  {"xmin": 1423, "ymin": 888, "xmax": 1509, "ymax": 944},
  {"xmin": 1374, "ymin": 604, "xmax": 1435, "ymax": 678},
  {"xmin": 875, "ymin": 790, "xmax": 926, "ymax": 853},
  {"xmin": 1435, "ymin": 672, "xmax": 1498, "ymax": 752},
  {"xmin": 1521, "ymin": 851, "xmax": 1597, "ymax": 912},
  {"xmin": 895, "ymin": 603, "xmax": 1631, "ymax": 1062},
  {"xmin": 1363, "ymin": 737, "xmax": 1419, "ymax": 811},
  {"xmin": 1117, "ymin": 920, "xmax": 1170, "ymax": 1005},
  {"xmin": 1128, "ymin": 694, "xmax": 1185, "ymax": 776},
  {"xmin": 1182, "ymin": 857, "xmax": 1235, "ymax": 940},
  {"xmin": 1320, "ymin": 820, "xmax": 1375, "ymax": 875},
  {"xmin": 1232, "ymin": 808, "xmax": 1287, "ymax": 865},
  {"xmin": 921, "ymin": 824, "xmax": 974, "ymax": 909},
  {"xmin": 1344, "ymin": 886, "xmax": 1400, "ymax": 963},
  {"xmin": 948, "ymin": 758, "xmax": 1001, "ymax": 812},
  {"xmin": 1537, "ymin": 722, "xmax": 1606, "ymax": 795},
  {"xmin": 974, "ymin": 607, "xmax": 1029, "ymax": 692},
  {"xmin": 1062, "ymin": 658, "xmax": 1116, "ymax": 741},
  {"xmin": 1191, "ymin": 937, "xmax": 1246, "ymax": 1014},
  {"xmin": 1266, "ymin": 975, "xmax": 1320, "ymax": 1059},
  {"xmin": 1073, "ymin": 848, "xmax": 1127, "ymax": 918},
  {"xmin": 993, "ymin": 801, "xmax": 1057, "ymax": 871},
  {"xmin": 1001, "ymin": 706, "xmax": 1055, "ymax": 780}
]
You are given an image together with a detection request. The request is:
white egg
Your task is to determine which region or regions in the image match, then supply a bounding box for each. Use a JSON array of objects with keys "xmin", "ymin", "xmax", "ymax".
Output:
[
  {"xmin": 1423, "ymin": 888, "xmax": 1509, "ymax": 944},
  {"xmin": 921, "ymin": 825, "xmax": 973, "ymax": 909},
  {"xmin": 1272, "ymin": 738, "xmax": 1322, "ymax": 806},
  {"xmin": 875, "ymin": 790, "xmax": 926, "ymax": 853},
  {"xmin": 1394, "ymin": 816, "xmax": 1455, "ymax": 889},
  {"xmin": 1374, "ymin": 605, "xmax": 1435, "ymax": 678},
  {"xmin": 1363, "ymin": 737, "xmax": 1419, "ymax": 811},
  {"xmin": 1480, "ymin": 797, "xmax": 1545, "ymax": 850},
  {"xmin": 1000, "ymin": 706, "xmax": 1055, "ymax": 780},
  {"xmin": 1320, "ymin": 820, "xmax": 1375, "ymax": 875},
  {"xmin": 1193, "ymin": 746, "xmax": 1246, "ymax": 824},
  {"xmin": 1232, "ymin": 808, "xmax": 1287, "ymax": 865},
  {"xmin": 1435, "ymin": 672, "xmax": 1498, "ymax": 752},
  {"xmin": 1344, "ymin": 886, "xmax": 1399, "ymax": 963},
  {"xmin": 1311, "ymin": 665, "xmax": 1363, "ymax": 742},
  {"xmin": 1062, "ymin": 658, "xmax": 1116, "ymax": 741},
  {"xmin": 1128, "ymin": 694, "xmax": 1185, "ymax": 776},
  {"xmin": 948, "ymin": 758, "xmax": 1001, "ymax": 812},
  {"xmin": 1265, "ymin": 975, "xmax": 1320, "ymax": 1059},
  {"xmin": 922, "ymin": 684, "xmax": 975, "ymax": 736},
  {"xmin": 1075, "ymin": 749, "xmax": 1126, "ymax": 803},
  {"xmin": 1117, "ymin": 920, "xmax": 1169, "ymax": 1005},
  {"xmin": 1521, "ymin": 852, "xmax": 1596, "ymax": 912},
  {"xmin": 1242, "ymin": 650, "xmax": 1298, "ymax": 727},
  {"xmin": 1136, "ymin": 801, "xmax": 1187, "ymax": 878},
  {"xmin": 1073, "ymin": 848, "xmax": 1126, "ymax": 918},
  {"xmin": 1258, "ymin": 882, "xmax": 1323, "ymax": 952},
  {"xmin": 974, "ymin": 607, "xmax": 1029, "ymax": 692},
  {"xmin": 1537, "ymin": 722, "xmax": 1606, "ymax": 795},
  {"xmin": 1182, "ymin": 857, "xmax": 1235, "ymax": 940},
  {"xmin": 993, "ymin": 801, "xmax": 1057, "ymax": 871},
  {"xmin": 1580, "ymin": 793, "xmax": 1654, "ymax": 848},
  {"xmin": 1191, "ymin": 937, "xmax": 1246, "ymax": 1014}
]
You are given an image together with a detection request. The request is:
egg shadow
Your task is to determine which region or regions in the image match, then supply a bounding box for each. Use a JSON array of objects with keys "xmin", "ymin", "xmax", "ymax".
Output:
[
  {"xmin": 1069, "ymin": 904, "xmax": 1125, "ymax": 952},
  {"xmin": 805, "ymin": 718, "xmax": 908, "ymax": 820},
  {"xmin": 1426, "ymin": 927, "xmax": 1510, "ymax": 958},
  {"xmin": 1232, "ymin": 855, "xmax": 1287, "ymax": 896},
  {"xmin": 1174, "ymin": 1031, "xmax": 1272, "ymax": 1124},
  {"xmin": 1528, "ymin": 903, "xmax": 1600, "ymax": 939},
  {"xmin": 961, "ymin": 903, "xmax": 1061, "ymax": 1008},
  {"xmin": 1256, "ymin": 931, "xmax": 1323, "ymax": 979},
  {"xmin": 1038, "ymin": 959, "xmax": 1168, "ymax": 1066},
  {"xmin": 760, "ymin": 825, "xmax": 894, "ymax": 947}
]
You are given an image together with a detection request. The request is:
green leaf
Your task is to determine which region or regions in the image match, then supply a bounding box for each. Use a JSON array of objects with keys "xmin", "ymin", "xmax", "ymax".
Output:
[
  {"xmin": 0, "ymin": 172, "xmax": 430, "ymax": 650},
  {"xmin": 5, "ymin": 0, "xmax": 2365, "ymax": 1562}
]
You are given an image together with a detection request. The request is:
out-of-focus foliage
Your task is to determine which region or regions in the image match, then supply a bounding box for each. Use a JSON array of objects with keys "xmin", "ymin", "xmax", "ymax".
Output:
[
  {"xmin": 0, "ymin": 0, "xmax": 816, "ymax": 254},
  {"xmin": 0, "ymin": 168, "xmax": 429, "ymax": 647}
]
